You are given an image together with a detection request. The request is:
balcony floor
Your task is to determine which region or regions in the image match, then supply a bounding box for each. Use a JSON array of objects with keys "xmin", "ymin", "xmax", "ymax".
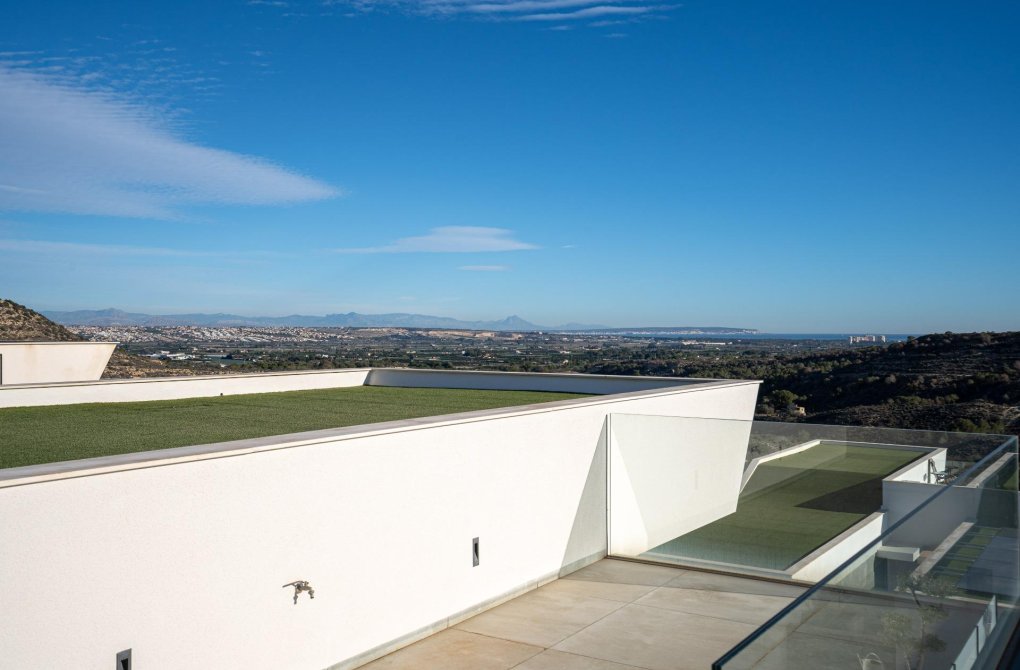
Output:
[{"xmin": 361, "ymin": 559, "xmax": 807, "ymax": 670}]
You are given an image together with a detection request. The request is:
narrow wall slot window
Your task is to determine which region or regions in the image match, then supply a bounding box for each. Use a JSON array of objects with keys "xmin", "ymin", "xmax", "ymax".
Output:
[
  {"xmin": 116, "ymin": 649, "xmax": 131, "ymax": 670},
  {"xmin": 472, "ymin": 537, "xmax": 480, "ymax": 567}
]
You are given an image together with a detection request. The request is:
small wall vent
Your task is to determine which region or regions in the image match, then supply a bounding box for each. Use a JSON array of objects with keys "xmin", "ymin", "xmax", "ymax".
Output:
[
  {"xmin": 472, "ymin": 537, "xmax": 480, "ymax": 567},
  {"xmin": 116, "ymin": 649, "xmax": 132, "ymax": 670}
]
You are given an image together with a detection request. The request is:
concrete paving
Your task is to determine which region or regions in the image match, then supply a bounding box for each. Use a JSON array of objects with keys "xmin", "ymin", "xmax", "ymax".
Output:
[{"xmin": 360, "ymin": 559, "xmax": 807, "ymax": 670}]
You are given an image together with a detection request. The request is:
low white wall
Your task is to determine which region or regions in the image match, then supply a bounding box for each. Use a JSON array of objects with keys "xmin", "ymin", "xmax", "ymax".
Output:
[
  {"xmin": 883, "ymin": 482, "xmax": 978, "ymax": 548},
  {"xmin": 886, "ymin": 447, "xmax": 947, "ymax": 484},
  {"xmin": 740, "ymin": 441, "xmax": 847, "ymax": 499},
  {"xmin": 967, "ymin": 452, "xmax": 1016, "ymax": 489},
  {"xmin": 788, "ymin": 512, "xmax": 885, "ymax": 584},
  {"xmin": 0, "ymin": 367, "xmax": 721, "ymax": 409},
  {"xmin": 0, "ymin": 379, "xmax": 760, "ymax": 670},
  {"xmin": 0, "ymin": 368, "xmax": 372, "ymax": 408},
  {"xmin": 367, "ymin": 368, "xmax": 711, "ymax": 394},
  {"xmin": 608, "ymin": 413, "xmax": 755, "ymax": 556},
  {"xmin": 739, "ymin": 440, "xmax": 826, "ymax": 496},
  {"xmin": 0, "ymin": 342, "xmax": 115, "ymax": 385}
]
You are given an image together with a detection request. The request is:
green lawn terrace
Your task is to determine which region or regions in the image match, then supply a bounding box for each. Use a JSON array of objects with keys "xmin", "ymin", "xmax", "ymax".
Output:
[
  {"xmin": 0, "ymin": 386, "xmax": 590, "ymax": 470},
  {"xmin": 648, "ymin": 441, "xmax": 924, "ymax": 572}
]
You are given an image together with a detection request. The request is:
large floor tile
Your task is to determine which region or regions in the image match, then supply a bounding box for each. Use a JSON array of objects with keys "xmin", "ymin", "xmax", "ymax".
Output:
[
  {"xmin": 553, "ymin": 603, "xmax": 758, "ymax": 670},
  {"xmin": 539, "ymin": 575, "xmax": 658, "ymax": 604},
  {"xmin": 514, "ymin": 649, "xmax": 649, "ymax": 670},
  {"xmin": 455, "ymin": 587, "xmax": 625, "ymax": 647},
  {"xmin": 360, "ymin": 629, "xmax": 542, "ymax": 670},
  {"xmin": 636, "ymin": 586, "xmax": 796, "ymax": 626},
  {"xmin": 663, "ymin": 571, "xmax": 807, "ymax": 599},
  {"xmin": 564, "ymin": 560, "xmax": 685, "ymax": 587}
]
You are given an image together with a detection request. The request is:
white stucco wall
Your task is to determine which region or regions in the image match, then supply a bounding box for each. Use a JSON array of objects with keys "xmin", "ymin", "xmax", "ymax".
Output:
[
  {"xmin": 0, "ymin": 367, "xmax": 723, "ymax": 409},
  {"xmin": 608, "ymin": 413, "xmax": 755, "ymax": 556},
  {"xmin": 0, "ymin": 367, "xmax": 372, "ymax": 408},
  {"xmin": 0, "ymin": 342, "xmax": 115, "ymax": 385},
  {"xmin": 0, "ymin": 378, "xmax": 759, "ymax": 670},
  {"xmin": 882, "ymin": 482, "xmax": 978, "ymax": 547},
  {"xmin": 885, "ymin": 447, "xmax": 947, "ymax": 484}
]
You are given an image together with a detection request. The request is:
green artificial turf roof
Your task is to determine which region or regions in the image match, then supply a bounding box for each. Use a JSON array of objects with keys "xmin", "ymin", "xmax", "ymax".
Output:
[
  {"xmin": 651, "ymin": 442, "xmax": 923, "ymax": 571},
  {"xmin": 0, "ymin": 385, "xmax": 590, "ymax": 470}
]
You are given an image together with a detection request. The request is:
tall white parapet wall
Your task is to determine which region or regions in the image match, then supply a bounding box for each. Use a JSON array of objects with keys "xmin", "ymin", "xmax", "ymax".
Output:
[{"xmin": 0, "ymin": 341, "xmax": 116, "ymax": 385}]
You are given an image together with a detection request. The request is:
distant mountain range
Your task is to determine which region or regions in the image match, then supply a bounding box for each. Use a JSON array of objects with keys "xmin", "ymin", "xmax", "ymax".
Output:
[{"xmin": 42, "ymin": 308, "xmax": 757, "ymax": 335}]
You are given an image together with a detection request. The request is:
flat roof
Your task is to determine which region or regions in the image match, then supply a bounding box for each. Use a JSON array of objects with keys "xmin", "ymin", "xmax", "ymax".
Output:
[{"xmin": 0, "ymin": 385, "xmax": 590, "ymax": 471}]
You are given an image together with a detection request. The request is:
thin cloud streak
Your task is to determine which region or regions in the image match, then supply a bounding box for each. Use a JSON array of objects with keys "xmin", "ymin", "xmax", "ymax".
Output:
[
  {"xmin": 463, "ymin": 0, "xmax": 642, "ymax": 13},
  {"xmin": 334, "ymin": 226, "xmax": 538, "ymax": 253},
  {"xmin": 328, "ymin": 0, "xmax": 675, "ymax": 24},
  {"xmin": 516, "ymin": 5, "xmax": 660, "ymax": 20},
  {"xmin": 0, "ymin": 65, "xmax": 339, "ymax": 219},
  {"xmin": 0, "ymin": 238, "xmax": 280, "ymax": 259}
]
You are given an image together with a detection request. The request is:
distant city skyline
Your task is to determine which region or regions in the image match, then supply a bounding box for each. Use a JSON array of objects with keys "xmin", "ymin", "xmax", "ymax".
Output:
[{"xmin": 1, "ymin": 1, "xmax": 1018, "ymax": 333}]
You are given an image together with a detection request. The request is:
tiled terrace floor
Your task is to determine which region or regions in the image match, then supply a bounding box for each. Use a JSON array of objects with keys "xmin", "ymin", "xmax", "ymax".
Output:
[{"xmin": 362, "ymin": 559, "xmax": 807, "ymax": 670}]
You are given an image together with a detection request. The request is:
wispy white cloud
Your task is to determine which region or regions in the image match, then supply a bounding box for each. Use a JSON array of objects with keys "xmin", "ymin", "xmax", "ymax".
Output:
[
  {"xmin": 334, "ymin": 226, "xmax": 537, "ymax": 253},
  {"xmin": 459, "ymin": 264, "xmax": 510, "ymax": 271},
  {"xmin": 515, "ymin": 5, "xmax": 662, "ymax": 21},
  {"xmin": 0, "ymin": 237, "xmax": 278, "ymax": 259},
  {"xmin": 461, "ymin": 0, "xmax": 636, "ymax": 13},
  {"xmin": 0, "ymin": 64, "xmax": 339, "ymax": 219},
  {"xmin": 326, "ymin": 0, "xmax": 676, "ymax": 25}
]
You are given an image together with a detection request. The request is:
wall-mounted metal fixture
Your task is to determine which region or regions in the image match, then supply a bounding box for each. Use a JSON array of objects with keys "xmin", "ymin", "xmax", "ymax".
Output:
[
  {"xmin": 283, "ymin": 580, "xmax": 315, "ymax": 604},
  {"xmin": 116, "ymin": 649, "xmax": 131, "ymax": 670},
  {"xmin": 472, "ymin": 537, "xmax": 480, "ymax": 567}
]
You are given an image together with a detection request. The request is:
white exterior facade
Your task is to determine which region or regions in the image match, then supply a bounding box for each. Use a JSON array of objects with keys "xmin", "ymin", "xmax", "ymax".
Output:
[
  {"xmin": 0, "ymin": 367, "xmax": 717, "ymax": 409},
  {"xmin": 0, "ymin": 369, "xmax": 760, "ymax": 670},
  {"xmin": 0, "ymin": 341, "xmax": 116, "ymax": 385}
]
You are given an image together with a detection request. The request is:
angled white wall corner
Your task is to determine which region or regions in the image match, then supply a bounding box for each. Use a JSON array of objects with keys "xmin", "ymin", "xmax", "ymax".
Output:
[
  {"xmin": 0, "ymin": 342, "xmax": 116, "ymax": 385},
  {"xmin": 0, "ymin": 367, "xmax": 374, "ymax": 408},
  {"xmin": 608, "ymin": 412, "xmax": 755, "ymax": 557}
]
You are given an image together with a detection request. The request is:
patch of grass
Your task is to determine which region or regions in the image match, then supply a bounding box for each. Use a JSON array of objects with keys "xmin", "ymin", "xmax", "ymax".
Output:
[
  {"xmin": 953, "ymin": 546, "xmax": 983, "ymax": 559},
  {"xmin": 651, "ymin": 443, "xmax": 921, "ymax": 570},
  {"xmin": 0, "ymin": 386, "xmax": 590, "ymax": 470}
]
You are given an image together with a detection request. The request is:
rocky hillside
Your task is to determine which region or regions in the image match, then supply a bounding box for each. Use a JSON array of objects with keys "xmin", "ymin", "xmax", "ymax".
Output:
[
  {"xmin": 0, "ymin": 298, "xmax": 81, "ymax": 341},
  {"xmin": 581, "ymin": 329, "xmax": 1020, "ymax": 438},
  {"xmin": 0, "ymin": 298, "xmax": 173, "ymax": 378},
  {"xmin": 761, "ymin": 331, "xmax": 1020, "ymax": 436}
]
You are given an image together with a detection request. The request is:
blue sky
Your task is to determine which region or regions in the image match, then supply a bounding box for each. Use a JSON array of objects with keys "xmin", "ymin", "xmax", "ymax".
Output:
[{"xmin": 1, "ymin": 1, "xmax": 1017, "ymax": 332}]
